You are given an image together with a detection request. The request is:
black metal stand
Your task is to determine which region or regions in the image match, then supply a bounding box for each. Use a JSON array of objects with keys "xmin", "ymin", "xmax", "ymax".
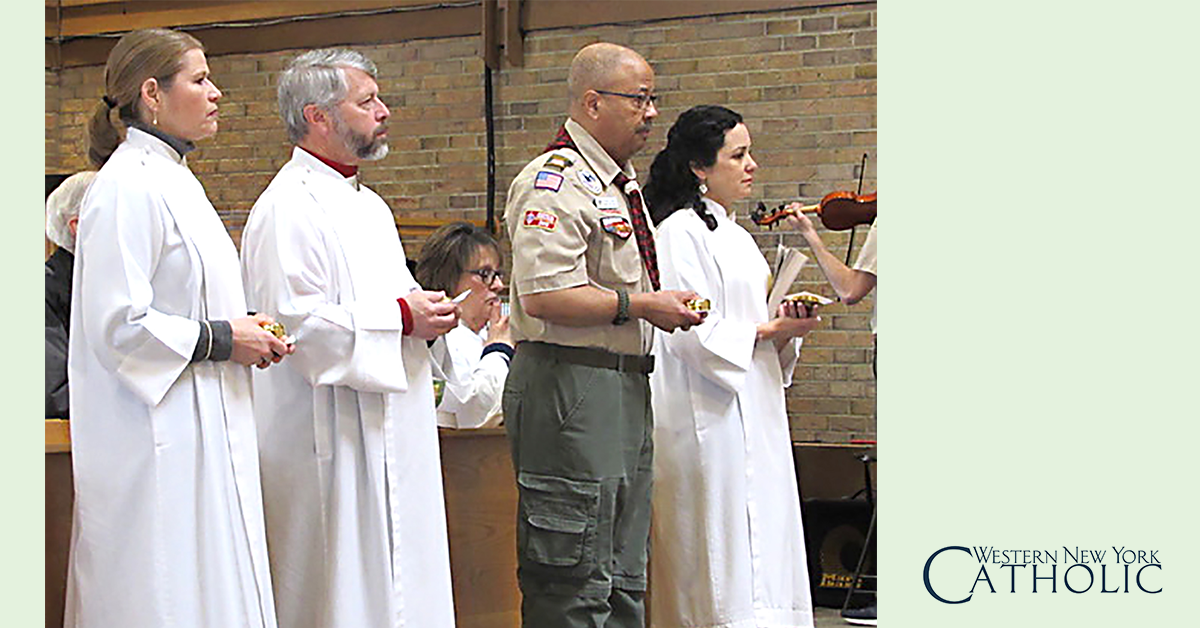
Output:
[{"xmin": 841, "ymin": 452, "xmax": 877, "ymax": 614}]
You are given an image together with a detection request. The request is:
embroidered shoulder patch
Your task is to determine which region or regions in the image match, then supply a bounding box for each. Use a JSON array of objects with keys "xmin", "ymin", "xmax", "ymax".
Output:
[
  {"xmin": 523, "ymin": 210, "xmax": 558, "ymax": 231},
  {"xmin": 534, "ymin": 170, "xmax": 564, "ymax": 192},
  {"xmin": 576, "ymin": 169, "xmax": 604, "ymax": 195},
  {"xmin": 600, "ymin": 215, "xmax": 633, "ymax": 240},
  {"xmin": 544, "ymin": 154, "xmax": 573, "ymax": 172}
]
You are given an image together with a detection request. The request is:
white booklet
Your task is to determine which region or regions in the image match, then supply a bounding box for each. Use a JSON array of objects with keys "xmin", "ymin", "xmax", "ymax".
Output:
[{"xmin": 766, "ymin": 243, "xmax": 809, "ymax": 315}]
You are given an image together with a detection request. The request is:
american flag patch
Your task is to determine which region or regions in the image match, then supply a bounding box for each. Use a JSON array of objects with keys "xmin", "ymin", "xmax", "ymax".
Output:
[
  {"xmin": 523, "ymin": 210, "xmax": 558, "ymax": 231},
  {"xmin": 533, "ymin": 171, "xmax": 564, "ymax": 192}
]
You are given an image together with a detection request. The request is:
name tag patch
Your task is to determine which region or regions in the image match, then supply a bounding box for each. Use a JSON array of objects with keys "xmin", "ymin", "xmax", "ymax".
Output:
[
  {"xmin": 534, "ymin": 171, "xmax": 564, "ymax": 192},
  {"xmin": 593, "ymin": 196, "xmax": 621, "ymax": 212},
  {"xmin": 523, "ymin": 210, "xmax": 558, "ymax": 231},
  {"xmin": 600, "ymin": 215, "xmax": 633, "ymax": 240}
]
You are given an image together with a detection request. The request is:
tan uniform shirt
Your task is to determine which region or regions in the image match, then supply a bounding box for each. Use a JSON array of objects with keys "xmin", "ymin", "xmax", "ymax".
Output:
[
  {"xmin": 504, "ymin": 118, "xmax": 653, "ymax": 356},
  {"xmin": 852, "ymin": 219, "xmax": 877, "ymax": 334}
]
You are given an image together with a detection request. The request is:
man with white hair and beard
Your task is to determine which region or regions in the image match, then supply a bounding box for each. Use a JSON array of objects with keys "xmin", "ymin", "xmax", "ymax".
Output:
[
  {"xmin": 241, "ymin": 48, "xmax": 459, "ymax": 628},
  {"xmin": 45, "ymin": 171, "xmax": 97, "ymax": 418}
]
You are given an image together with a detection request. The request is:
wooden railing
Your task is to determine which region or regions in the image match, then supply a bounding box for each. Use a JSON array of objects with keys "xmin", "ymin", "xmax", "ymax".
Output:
[
  {"xmin": 45, "ymin": 422, "xmax": 521, "ymax": 628},
  {"xmin": 46, "ymin": 419, "xmax": 874, "ymax": 628}
]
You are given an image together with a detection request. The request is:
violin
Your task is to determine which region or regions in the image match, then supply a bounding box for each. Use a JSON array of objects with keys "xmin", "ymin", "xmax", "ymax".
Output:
[{"xmin": 750, "ymin": 190, "xmax": 877, "ymax": 231}]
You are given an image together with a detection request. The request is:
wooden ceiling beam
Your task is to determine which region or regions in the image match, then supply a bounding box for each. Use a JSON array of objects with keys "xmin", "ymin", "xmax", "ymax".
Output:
[
  {"xmin": 481, "ymin": 0, "xmax": 498, "ymax": 70},
  {"xmin": 51, "ymin": 1, "xmax": 428, "ymax": 37},
  {"xmin": 503, "ymin": 0, "xmax": 522, "ymax": 67},
  {"xmin": 47, "ymin": 1, "xmax": 851, "ymax": 68},
  {"xmin": 520, "ymin": 0, "xmax": 838, "ymax": 30},
  {"xmin": 52, "ymin": 3, "xmax": 480, "ymax": 68}
]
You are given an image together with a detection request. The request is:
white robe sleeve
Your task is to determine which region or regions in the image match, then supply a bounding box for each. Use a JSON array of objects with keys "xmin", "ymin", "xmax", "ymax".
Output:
[
  {"xmin": 434, "ymin": 328, "xmax": 508, "ymax": 429},
  {"xmin": 78, "ymin": 174, "xmax": 200, "ymax": 406},
  {"xmin": 777, "ymin": 337, "xmax": 802, "ymax": 387},
  {"xmin": 242, "ymin": 191, "xmax": 408, "ymax": 394},
  {"xmin": 655, "ymin": 216, "xmax": 757, "ymax": 394}
]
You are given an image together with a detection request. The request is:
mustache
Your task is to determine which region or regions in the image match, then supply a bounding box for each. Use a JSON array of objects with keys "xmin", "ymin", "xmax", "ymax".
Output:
[{"xmin": 635, "ymin": 123, "xmax": 653, "ymax": 134}]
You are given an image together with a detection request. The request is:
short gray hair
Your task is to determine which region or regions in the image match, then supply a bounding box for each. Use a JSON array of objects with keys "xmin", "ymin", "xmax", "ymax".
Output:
[
  {"xmin": 46, "ymin": 171, "xmax": 98, "ymax": 253},
  {"xmin": 277, "ymin": 48, "xmax": 378, "ymax": 144}
]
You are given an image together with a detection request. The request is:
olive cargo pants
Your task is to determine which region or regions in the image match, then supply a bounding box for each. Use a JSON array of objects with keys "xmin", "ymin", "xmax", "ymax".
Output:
[{"xmin": 503, "ymin": 343, "xmax": 654, "ymax": 628}]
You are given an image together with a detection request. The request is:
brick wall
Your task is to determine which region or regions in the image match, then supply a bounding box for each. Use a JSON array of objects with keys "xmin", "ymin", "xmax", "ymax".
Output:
[{"xmin": 45, "ymin": 3, "xmax": 877, "ymax": 442}]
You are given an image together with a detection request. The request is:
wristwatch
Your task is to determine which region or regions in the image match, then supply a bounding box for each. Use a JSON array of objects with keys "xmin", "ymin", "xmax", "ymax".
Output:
[{"xmin": 612, "ymin": 288, "xmax": 630, "ymax": 326}]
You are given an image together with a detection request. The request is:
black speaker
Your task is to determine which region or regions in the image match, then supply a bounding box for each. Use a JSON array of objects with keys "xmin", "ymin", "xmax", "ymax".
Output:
[{"xmin": 802, "ymin": 498, "xmax": 874, "ymax": 607}]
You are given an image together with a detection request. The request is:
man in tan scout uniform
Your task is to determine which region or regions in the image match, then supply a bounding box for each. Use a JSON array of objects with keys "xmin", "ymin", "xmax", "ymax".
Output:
[{"xmin": 502, "ymin": 42, "xmax": 705, "ymax": 627}]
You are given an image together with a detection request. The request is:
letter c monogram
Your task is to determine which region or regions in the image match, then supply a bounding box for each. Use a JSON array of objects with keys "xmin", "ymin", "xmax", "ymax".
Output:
[{"xmin": 924, "ymin": 546, "xmax": 973, "ymax": 604}]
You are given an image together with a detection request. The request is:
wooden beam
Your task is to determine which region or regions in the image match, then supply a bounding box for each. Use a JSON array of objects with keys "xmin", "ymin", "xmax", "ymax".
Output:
[
  {"xmin": 55, "ymin": 1, "xmax": 427, "ymax": 37},
  {"xmin": 503, "ymin": 0, "xmax": 523, "ymax": 67},
  {"xmin": 481, "ymin": 0, "xmax": 499, "ymax": 70},
  {"xmin": 395, "ymin": 216, "xmax": 486, "ymax": 240},
  {"xmin": 47, "ymin": 0, "xmax": 859, "ymax": 68},
  {"xmin": 54, "ymin": 3, "xmax": 480, "ymax": 68},
  {"xmin": 46, "ymin": 419, "xmax": 71, "ymax": 453},
  {"xmin": 46, "ymin": 3, "xmax": 60, "ymax": 39},
  {"xmin": 522, "ymin": 0, "xmax": 849, "ymax": 31}
]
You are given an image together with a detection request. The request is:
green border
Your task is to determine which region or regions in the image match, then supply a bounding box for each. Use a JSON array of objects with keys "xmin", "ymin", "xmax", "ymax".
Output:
[
  {"xmin": 883, "ymin": 2, "xmax": 1200, "ymax": 625},
  {"xmin": 14, "ymin": 1, "xmax": 45, "ymax": 625},
  {"xmin": 29, "ymin": 3, "xmax": 1200, "ymax": 626}
]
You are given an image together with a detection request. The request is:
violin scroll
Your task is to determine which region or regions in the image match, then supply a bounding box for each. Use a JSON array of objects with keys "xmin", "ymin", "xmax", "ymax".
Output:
[
  {"xmin": 750, "ymin": 191, "xmax": 876, "ymax": 231},
  {"xmin": 750, "ymin": 201, "xmax": 794, "ymax": 228}
]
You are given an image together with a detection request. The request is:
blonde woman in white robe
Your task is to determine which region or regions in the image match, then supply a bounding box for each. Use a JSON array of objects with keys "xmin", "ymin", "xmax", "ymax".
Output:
[
  {"xmin": 643, "ymin": 105, "xmax": 821, "ymax": 628},
  {"xmin": 67, "ymin": 28, "xmax": 291, "ymax": 628},
  {"xmin": 416, "ymin": 221, "xmax": 514, "ymax": 429}
]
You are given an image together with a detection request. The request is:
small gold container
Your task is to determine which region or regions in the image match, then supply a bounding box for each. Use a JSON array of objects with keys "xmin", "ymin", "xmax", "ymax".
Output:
[
  {"xmin": 685, "ymin": 298, "xmax": 711, "ymax": 313},
  {"xmin": 785, "ymin": 294, "xmax": 823, "ymax": 306},
  {"xmin": 260, "ymin": 321, "xmax": 288, "ymax": 339},
  {"xmin": 783, "ymin": 292, "xmax": 831, "ymax": 318}
]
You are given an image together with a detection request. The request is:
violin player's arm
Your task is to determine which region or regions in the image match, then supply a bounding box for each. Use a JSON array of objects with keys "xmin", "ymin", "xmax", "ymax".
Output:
[{"xmin": 789, "ymin": 213, "xmax": 876, "ymax": 304}]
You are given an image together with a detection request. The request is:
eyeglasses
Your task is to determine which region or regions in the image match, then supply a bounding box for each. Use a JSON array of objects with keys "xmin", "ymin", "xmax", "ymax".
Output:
[
  {"xmin": 595, "ymin": 89, "xmax": 659, "ymax": 109},
  {"xmin": 466, "ymin": 268, "xmax": 504, "ymax": 284}
]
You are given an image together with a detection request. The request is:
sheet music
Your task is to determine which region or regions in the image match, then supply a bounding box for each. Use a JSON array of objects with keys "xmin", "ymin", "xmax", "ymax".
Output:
[{"xmin": 766, "ymin": 243, "xmax": 809, "ymax": 315}]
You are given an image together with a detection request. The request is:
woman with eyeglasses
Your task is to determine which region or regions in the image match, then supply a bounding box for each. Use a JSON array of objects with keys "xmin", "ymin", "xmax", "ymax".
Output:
[{"xmin": 415, "ymin": 221, "xmax": 513, "ymax": 428}]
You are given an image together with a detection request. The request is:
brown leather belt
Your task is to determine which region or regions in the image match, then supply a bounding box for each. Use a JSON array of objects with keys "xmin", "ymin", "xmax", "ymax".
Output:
[{"xmin": 516, "ymin": 341, "xmax": 655, "ymax": 374}]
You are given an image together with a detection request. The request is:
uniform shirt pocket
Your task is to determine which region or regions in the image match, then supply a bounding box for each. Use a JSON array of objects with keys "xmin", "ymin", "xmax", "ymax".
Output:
[{"xmin": 595, "ymin": 215, "xmax": 643, "ymax": 286}]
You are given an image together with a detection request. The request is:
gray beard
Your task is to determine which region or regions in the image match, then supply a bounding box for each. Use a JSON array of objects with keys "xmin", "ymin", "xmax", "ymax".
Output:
[
  {"xmin": 332, "ymin": 114, "xmax": 389, "ymax": 161},
  {"xmin": 352, "ymin": 134, "xmax": 389, "ymax": 161}
]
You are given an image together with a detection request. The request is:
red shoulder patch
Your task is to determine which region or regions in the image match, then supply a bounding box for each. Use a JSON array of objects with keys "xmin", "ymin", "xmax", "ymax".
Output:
[{"xmin": 522, "ymin": 210, "xmax": 558, "ymax": 231}]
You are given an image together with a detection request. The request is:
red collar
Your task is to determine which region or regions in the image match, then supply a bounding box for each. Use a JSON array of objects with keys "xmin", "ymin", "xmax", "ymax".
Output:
[{"xmin": 299, "ymin": 146, "xmax": 358, "ymax": 178}]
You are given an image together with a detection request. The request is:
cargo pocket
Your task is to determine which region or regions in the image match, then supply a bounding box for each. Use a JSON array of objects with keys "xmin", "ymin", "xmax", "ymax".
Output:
[{"xmin": 518, "ymin": 471, "xmax": 601, "ymax": 572}]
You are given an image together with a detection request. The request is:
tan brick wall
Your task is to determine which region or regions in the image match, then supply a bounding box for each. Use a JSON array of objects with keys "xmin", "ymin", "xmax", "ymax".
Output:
[{"xmin": 46, "ymin": 3, "xmax": 877, "ymax": 442}]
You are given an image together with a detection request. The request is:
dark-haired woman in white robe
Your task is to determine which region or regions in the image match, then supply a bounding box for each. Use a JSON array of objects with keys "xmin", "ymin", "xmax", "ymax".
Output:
[{"xmin": 645, "ymin": 105, "xmax": 820, "ymax": 628}]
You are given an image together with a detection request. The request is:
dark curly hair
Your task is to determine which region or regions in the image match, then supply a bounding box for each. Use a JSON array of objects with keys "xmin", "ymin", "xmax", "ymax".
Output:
[{"xmin": 643, "ymin": 105, "xmax": 743, "ymax": 231}]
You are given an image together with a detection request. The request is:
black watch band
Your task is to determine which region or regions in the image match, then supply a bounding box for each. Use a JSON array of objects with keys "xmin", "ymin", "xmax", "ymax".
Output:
[{"xmin": 612, "ymin": 288, "xmax": 630, "ymax": 326}]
